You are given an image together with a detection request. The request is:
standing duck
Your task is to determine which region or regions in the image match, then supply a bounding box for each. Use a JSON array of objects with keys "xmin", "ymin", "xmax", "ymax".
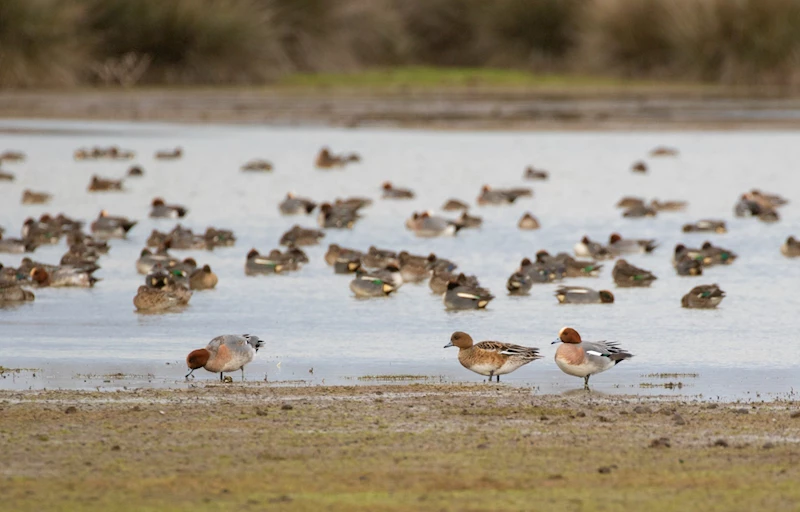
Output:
[
  {"xmin": 445, "ymin": 331, "xmax": 541, "ymax": 382},
  {"xmin": 552, "ymin": 327, "xmax": 632, "ymax": 390},
  {"xmin": 186, "ymin": 334, "xmax": 263, "ymax": 381}
]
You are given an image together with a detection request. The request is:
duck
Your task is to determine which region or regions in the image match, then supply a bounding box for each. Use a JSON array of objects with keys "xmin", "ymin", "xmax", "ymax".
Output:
[
  {"xmin": 18, "ymin": 257, "xmax": 62, "ymax": 276},
  {"xmin": 279, "ymin": 193, "xmax": 316, "ymax": 215},
  {"xmin": 443, "ymin": 280, "xmax": 494, "ymax": 310},
  {"xmin": 315, "ymin": 147, "xmax": 347, "ymax": 169},
  {"xmin": 649, "ymin": 146, "xmax": 678, "ymax": 157},
  {"xmin": 127, "ymin": 165, "xmax": 144, "ymax": 177},
  {"xmin": 674, "ymin": 256, "xmax": 703, "ymax": 276},
  {"xmin": 552, "ymin": 327, "xmax": 632, "ymax": 390},
  {"xmin": 612, "ymin": 259, "xmax": 657, "ymax": 287},
  {"xmin": 456, "ymin": 211, "xmax": 483, "ymax": 229},
  {"xmin": 0, "ymin": 263, "xmax": 25, "ymax": 284},
  {"xmin": 616, "ymin": 196, "xmax": 645, "ymax": 209},
  {"xmin": 631, "ymin": 161, "xmax": 647, "ymax": 173},
  {"xmin": 700, "ymin": 241, "xmax": 737, "ymax": 265},
  {"xmin": 555, "ymin": 286, "xmax": 614, "ymax": 304},
  {"xmin": 136, "ymin": 248, "xmax": 178, "ymax": 275},
  {"xmin": 0, "ymin": 233, "xmax": 37, "ymax": 254},
  {"xmin": 349, "ymin": 274, "xmax": 396, "ymax": 297},
  {"xmin": 445, "ymin": 331, "xmax": 541, "ymax": 382},
  {"xmin": 442, "ymin": 199, "xmax": 469, "ymax": 211},
  {"xmin": 518, "ymin": 212, "xmax": 540, "ymax": 230},
  {"xmin": 0, "ymin": 283, "xmax": 35, "ymax": 303},
  {"xmin": 155, "ymin": 147, "xmax": 182, "ymax": 160},
  {"xmin": 682, "ymin": 220, "xmax": 727, "ymax": 234},
  {"xmin": 0, "ymin": 150, "xmax": 25, "ymax": 162},
  {"xmin": 650, "ymin": 199, "xmax": 687, "ymax": 212},
  {"xmin": 318, "ymin": 203, "xmax": 358, "ymax": 229},
  {"xmin": 204, "ymin": 227, "xmax": 236, "ymax": 248},
  {"xmin": 608, "ymin": 233, "xmax": 657, "ymax": 255},
  {"xmin": 574, "ymin": 236, "xmax": 613, "ymax": 260},
  {"xmin": 241, "ymin": 159, "xmax": 273, "ymax": 172},
  {"xmin": 781, "ymin": 236, "xmax": 800, "ymax": 257},
  {"xmin": 21, "ymin": 218, "xmax": 59, "ymax": 245},
  {"xmin": 356, "ymin": 263, "xmax": 402, "ymax": 289},
  {"xmin": 186, "ymin": 334, "xmax": 263, "ymax": 381},
  {"xmin": 382, "ymin": 182, "xmax": 415, "ymax": 199},
  {"xmin": 324, "ymin": 244, "xmax": 363, "ymax": 266},
  {"xmin": 523, "ymin": 166, "xmax": 548, "ymax": 180},
  {"xmin": 681, "ymin": 284, "xmax": 725, "ymax": 309},
  {"xmin": 0, "ymin": 169, "xmax": 14, "ymax": 181},
  {"xmin": 476, "ymin": 185, "xmax": 531, "ymax": 205},
  {"xmin": 133, "ymin": 285, "xmax": 185, "ymax": 312},
  {"xmin": 150, "ymin": 198, "xmax": 188, "ymax": 219},
  {"xmin": 21, "ymin": 190, "xmax": 52, "ymax": 205},
  {"xmin": 506, "ymin": 270, "xmax": 532, "ymax": 295},
  {"xmin": 622, "ymin": 204, "xmax": 657, "ymax": 218},
  {"xmin": 90, "ymin": 211, "xmax": 137, "ymax": 239},
  {"xmin": 398, "ymin": 251, "xmax": 432, "ymax": 283},
  {"xmin": 245, "ymin": 249, "xmax": 286, "ymax": 275},
  {"xmin": 87, "ymin": 175, "xmax": 124, "ymax": 192},
  {"xmin": 189, "ymin": 265, "xmax": 218, "ymax": 290},
  {"xmin": 29, "ymin": 266, "xmax": 99, "ymax": 288},
  {"xmin": 430, "ymin": 270, "xmax": 478, "ymax": 295},
  {"xmin": 279, "ymin": 225, "xmax": 324, "ymax": 246},
  {"xmin": 405, "ymin": 212, "xmax": 460, "ymax": 237},
  {"xmin": 553, "ymin": 253, "xmax": 602, "ymax": 278},
  {"xmin": 334, "ymin": 257, "xmax": 362, "ymax": 274},
  {"xmin": 362, "ymin": 246, "xmax": 398, "ymax": 269}
]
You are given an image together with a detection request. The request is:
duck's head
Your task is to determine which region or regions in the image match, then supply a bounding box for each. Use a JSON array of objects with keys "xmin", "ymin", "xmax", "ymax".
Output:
[
  {"xmin": 609, "ymin": 233, "xmax": 622, "ymax": 244},
  {"xmin": 247, "ymin": 248, "xmax": 259, "ymax": 259},
  {"xmin": 152, "ymin": 197, "xmax": 165, "ymax": 207},
  {"xmin": 185, "ymin": 348, "xmax": 210, "ymax": 376},
  {"xmin": 599, "ymin": 291, "xmax": 615, "ymax": 303},
  {"xmin": 382, "ymin": 182, "xmax": 392, "ymax": 190},
  {"xmin": 553, "ymin": 327, "xmax": 582, "ymax": 344},
  {"xmin": 581, "ymin": 235, "xmax": 591, "ymax": 244},
  {"xmin": 30, "ymin": 267, "xmax": 49, "ymax": 285},
  {"xmin": 445, "ymin": 331, "xmax": 473, "ymax": 349},
  {"xmin": 481, "ymin": 185, "xmax": 490, "ymax": 193},
  {"xmin": 535, "ymin": 250, "xmax": 549, "ymax": 263},
  {"xmin": 520, "ymin": 257, "xmax": 532, "ymax": 268}
]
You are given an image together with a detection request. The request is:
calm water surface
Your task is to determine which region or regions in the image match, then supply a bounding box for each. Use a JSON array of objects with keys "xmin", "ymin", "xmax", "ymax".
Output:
[{"xmin": 0, "ymin": 120, "xmax": 798, "ymax": 400}]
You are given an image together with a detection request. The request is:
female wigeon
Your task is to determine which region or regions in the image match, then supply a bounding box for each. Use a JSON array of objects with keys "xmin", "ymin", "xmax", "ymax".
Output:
[
  {"xmin": 186, "ymin": 334, "xmax": 263, "ymax": 381},
  {"xmin": 552, "ymin": 327, "xmax": 632, "ymax": 390},
  {"xmin": 442, "ymin": 199, "xmax": 469, "ymax": 211},
  {"xmin": 445, "ymin": 331, "xmax": 541, "ymax": 382},
  {"xmin": 681, "ymin": 284, "xmax": 725, "ymax": 309}
]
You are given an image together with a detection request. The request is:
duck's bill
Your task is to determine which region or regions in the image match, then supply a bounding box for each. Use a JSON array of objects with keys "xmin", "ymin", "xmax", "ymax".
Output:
[
  {"xmin": 551, "ymin": 339, "xmax": 561, "ymax": 344},
  {"xmin": 443, "ymin": 342, "xmax": 454, "ymax": 348}
]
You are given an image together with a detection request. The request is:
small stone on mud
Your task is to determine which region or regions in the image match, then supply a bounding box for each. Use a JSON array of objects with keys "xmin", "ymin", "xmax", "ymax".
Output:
[
  {"xmin": 713, "ymin": 439, "xmax": 729, "ymax": 447},
  {"xmin": 650, "ymin": 437, "xmax": 671, "ymax": 448},
  {"xmin": 673, "ymin": 413, "xmax": 687, "ymax": 425},
  {"xmin": 762, "ymin": 442, "xmax": 775, "ymax": 450},
  {"xmin": 64, "ymin": 406, "xmax": 77, "ymax": 414},
  {"xmin": 540, "ymin": 415, "xmax": 549, "ymax": 421},
  {"xmin": 705, "ymin": 403, "xmax": 718, "ymax": 409},
  {"xmin": 733, "ymin": 408, "xmax": 749, "ymax": 415},
  {"xmin": 477, "ymin": 443, "xmax": 488, "ymax": 450},
  {"xmin": 375, "ymin": 391, "xmax": 383, "ymax": 395},
  {"xmin": 633, "ymin": 406, "xmax": 651, "ymax": 414},
  {"xmin": 547, "ymin": 474, "xmax": 564, "ymax": 480},
  {"xmin": 281, "ymin": 404, "xmax": 293, "ymax": 411},
  {"xmin": 598, "ymin": 466, "xmax": 614, "ymax": 474},
  {"xmin": 111, "ymin": 445, "xmax": 121, "ymax": 451},
  {"xmin": 131, "ymin": 405, "xmax": 141, "ymax": 412},
  {"xmin": 598, "ymin": 415, "xmax": 612, "ymax": 423},
  {"xmin": 576, "ymin": 411, "xmax": 586, "ymax": 417},
  {"xmin": 256, "ymin": 409, "xmax": 268, "ymax": 416},
  {"xmin": 789, "ymin": 411, "xmax": 800, "ymax": 419}
]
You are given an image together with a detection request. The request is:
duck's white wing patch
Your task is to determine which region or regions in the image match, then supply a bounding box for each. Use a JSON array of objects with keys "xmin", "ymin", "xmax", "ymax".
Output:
[
  {"xmin": 253, "ymin": 257, "xmax": 276, "ymax": 265},
  {"xmin": 586, "ymin": 350, "xmax": 604, "ymax": 356},
  {"xmin": 457, "ymin": 292, "xmax": 480, "ymax": 299}
]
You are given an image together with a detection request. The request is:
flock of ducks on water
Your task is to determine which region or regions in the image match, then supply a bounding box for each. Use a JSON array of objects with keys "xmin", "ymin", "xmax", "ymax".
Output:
[{"xmin": 0, "ymin": 143, "xmax": 797, "ymax": 388}]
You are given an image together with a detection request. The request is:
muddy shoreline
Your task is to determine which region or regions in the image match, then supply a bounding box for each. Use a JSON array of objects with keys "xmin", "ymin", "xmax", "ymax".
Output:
[
  {"xmin": 2, "ymin": 384, "xmax": 799, "ymax": 511},
  {"xmin": 3, "ymin": 88, "xmax": 800, "ymax": 130}
]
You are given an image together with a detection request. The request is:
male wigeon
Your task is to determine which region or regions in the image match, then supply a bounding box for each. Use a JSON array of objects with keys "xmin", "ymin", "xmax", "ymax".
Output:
[
  {"xmin": 279, "ymin": 193, "xmax": 316, "ymax": 215},
  {"xmin": 681, "ymin": 284, "xmax": 725, "ymax": 309},
  {"xmin": 612, "ymin": 259, "xmax": 657, "ymax": 287},
  {"xmin": 608, "ymin": 233, "xmax": 657, "ymax": 255},
  {"xmin": 781, "ymin": 236, "xmax": 800, "ymax": 257},
  {"xmin": 29, "ymin": 266, "xmax": 99, "ymax": 288},
  {"xmin": 445, "ymin": 331, "xmax": 541, "ymax": 382},
  {"xmin": 555, "ymin": 286, "xmax": 614, "ymax": 304},
  {"xmin": 186, "ymin": 334, "xmax": 264, "ymax": 381},
  {"xmin": 682, "ymin": 220, "xmax": 727, "ymax": 234},
  {"xmin": 552, "ymin": 327, "xmax": 632, "ymax": 390},
  {"xmin": 382, "ymin": 182, "xmax": 415, "ymax": 199}
]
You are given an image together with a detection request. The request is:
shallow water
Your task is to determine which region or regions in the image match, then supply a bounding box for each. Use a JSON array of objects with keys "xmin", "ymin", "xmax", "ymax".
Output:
[{"xmin": 0, "ymin": 119, "xmax": 798, "ymax": 400}]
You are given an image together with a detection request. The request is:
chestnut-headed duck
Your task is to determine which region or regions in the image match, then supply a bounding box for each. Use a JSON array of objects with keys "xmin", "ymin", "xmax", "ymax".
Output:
[
  {"xmin": 681, "ymin": 284, "xmax": 725, "ymax": 309},
  {"xmin": 612, "ymin": 260, "xmax": 657, "ymax": 287},
  {"xmin": 552, "ymin": 327, "xmax": 632, "ymax": 390},
  {"xmin": 682, "ymin": 220, "xmax": 727, "ymax": 234},
  {"xmin": 186, "ymin": 334, "xmax": 263, "ymax": 381},
  {"xmin": 382, "ymin": 182, "xmax": 415, "ymax": 199},
  {"xmin": 279, "ymin": 193, "xmax": 316, "ymax": 215},
  {"xmin": 29, "ymin": 266, "xmax": 99, "ymax": 288},
  {"xmin": 608, "ymin": 233, "xmax": 657, "ymax": 255},
  {"xmin": 90, "ymin": 211, "xmax": 137, "ymax": 239},
  {"xmin": 150, "ymin": 198, "xmax": 188, "ymax": 219},
  {"xmin": 445, "ymin": 331, "xmax": 541, "ymax": 382},
  {"xmin": 555, "ymin": 286, "xmax": 614, "ymax": 304}
]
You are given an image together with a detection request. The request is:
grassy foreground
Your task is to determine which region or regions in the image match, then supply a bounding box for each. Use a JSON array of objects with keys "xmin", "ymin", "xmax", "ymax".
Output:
[{"xmin": 1, "ymin": 384, "xmax": 799, "ymax": 511}]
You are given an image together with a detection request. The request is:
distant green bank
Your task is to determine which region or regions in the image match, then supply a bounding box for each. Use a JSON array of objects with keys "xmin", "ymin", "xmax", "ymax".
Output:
[{"xmin": 3, "ymin": 0, "xmax": 800, "ymax": 89}]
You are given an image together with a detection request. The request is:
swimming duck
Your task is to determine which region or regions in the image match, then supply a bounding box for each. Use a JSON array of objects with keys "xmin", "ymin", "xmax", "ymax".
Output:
[
  {"xmin": 456, "ymin": 211, "xmax": 483, "ymax": 229},
  {"xmin": 612, "ymin": 259, "xmax": 657, "ymax": 287},
  {"xmin": 518, "ymin": 212, "xmax": 540, "ymax": 230},
  {"xmin": 0, "ymin": 264, "xmax": 25, "ymax": 285},
  {"xmin": 443, "ymin": 280, "xmax": 494, "ymax": 310},
  {"xmin": 750, "ymin": 189, "xmax": 788, "ymax": 209},
  {"xmin": 551, "ymin": 253, "xmax": 602, "ymax": 278},
  {"xmin": 325, "ymin": 244, "xmax": 363, "ymax": 266},
  {"xmin": 398, "ymin": 251, "xmax": 432, "ymax": 283},
  {"xmin": 133, "ymin": 285, "xmax": 185, "ymax": 312},
  {"xmin": 20, "ymin": 218, "xmax": 59, "ymax": 245},
  {"xmin": 362, "ymin": 246, "xmax": 398, "ymax": 269},
  {"xmin": 552, "ymin": 327, "xmax": 632, "ymax": 390},
  {"xmin": 523, "ymin": 166, "xmax": 549, "ymax": 180},
  {"xmin": 0, "ymin": 283, "xmax": 35, "ymax": 303},
  {"xmin": 555, "ymin": 286, "xmax": 614, "ymax": 304},
  {"xmin": 477, "ymin": 185, "xmax": 532, "ymax": 205},
  {"xmin": 279, "ymin": 225, "xmax": 324, "ymax": 246},
  {"xmin": 189, "ymin": 265, "xmax": 218, "ymax": 290},
  {"xmin": 382, "ymin": 182, "xmax": 415, "ymax": 199},
  {"xmin": 29, "ymin": 266, "xmax": 99, "ymax": 288},
  {"xmin": 681, "ymin": 284, "xmax": 725, "ymax": 309},
  {"xmin": 506, "ymin": 270, "xmax": 532, "ymax": 295},
  {"xmin": 318, "ymin": 203, "xmax": 358, "ymax": 229},
  {"xmin": 241, "ymin": 159, "xmax": 273, "ymax": 172},
  {"xmin": 622, "ymin": 204, "xmax": 657, "ymax": 218},
  {"xmin": 279, "ymin": 193, "xmax": 316, "ymax": 215},
  {"xmin": 673, "ymin": 244, "xmax": 710, "ymax": 267},
  {"xmin": 186, "ymin": 334, "xmax": 264, "ymax": 381},
  {"xmin": 700, "ymin": 241, "xmax": 737, "ymax": 265},
  {"xmin": 430, "ymin": 270, "xmax": 477, "ymax": 295},
  {"xmin": 616, "ymin": 196, "xmax": 645, "ymax": 209},
  {"xmin": 758, "ymin": 209, "xmax": 780, "ymax": 223},
  {"xmin": 150, "ymin": 198, "xmax": 188, "ymax": 219},
  {"xmin": 349, "ymin": 274, "xmax": 396, "ymax": 297},
  {"xmin": 204, "ymin": 227, "xmax": 236, "ymax": 248},
  {"xmin": 442, "ymin": 199, "xmax": 469, "ymax": 211},
  {"xmin": 650, "ymin": 199, "xmax": 687, "ymax": 212},
  {"xmin": 245, "ymin": 249, "xmax": 286, "ymax": 275},
  {"xmin": 781, "ymin": 236, "xmax": 800, "ymax": 257},
  {"xmin": 155, "ymin": 147, "xmax": 182, "ymax": 160},
  {"xmin": 127, "ymin": 165, "xmax": 144, "ymax": 177},
  {"xmin": 533, "ymin": 251, "xmax": 568, "ymax": 279},
  {"xmin": 0, "ymin": 150, "xmax": 25, "ymax": 162},
  {"xmin": 334, "ymin": 196, "xmax": 372, "ymax": 211},
  {"xmin": 0, "ymin": 233, "xmax": 36, "ymax": 254},
  {"xmin": 427, "ymin": 254, "xmax": 457, "ymax": 273},
  {"xmin": 334, "ymin": 257, "xmax": 362, "ymax": 274},
  {"xmin": 445, "ymin": 331, "xmax": 541, "ymax": 382},
  {"xmin": 405, "ymin": 212, "xmax": 461, "ymax": 237},
  {"xmin": 514, "ymin": 257, "xmax": 560, "ymax": 287},
  {"xmin": 608, "ymin": 233, "xmax": 657, "ymax": 255},
  {"xmin": 21, "ymin": 190, "xmax": 52, "ymax": 205},
  {"xmin": 674, "ymin": 256, "xmax": 703, "ymax": 276},
  {"xmin": 356, "ymin": 263, "xmax": 402, "ymax": 288},
  {"xmin": 87, "ymin": 175, "xmax": 124, "ymax": 192},
  {"xmin": 631, "ymin": 161, "xmax": 647, "ymax": 173},
  {"xmin": 574, "ymin": 236, "xmax": 613, "ymax": 260},
  {"xmin": 91, "ymin": 211, "xmax": 137, "ymax": 239},
  {"xmin": 136, "ymin": 248, "xmax": 179, "ymax": 275},
  {"xmin": 18, "ymin": 257, "xmax": 83, "ymax": 276},
  {"xmin": 682, "ymin": 220, "xmax": 727, "ymax": 234},
  {"xmin": 315, "ymin": 147, "xmax": 357, "ymax": 169},
  {"xmin": 649, "ymin": 146, "xmax": 678, "ymax": 157},
  {"xmin": 0, "ymin": 169, "xmax": 14, "ymax": 181}
]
